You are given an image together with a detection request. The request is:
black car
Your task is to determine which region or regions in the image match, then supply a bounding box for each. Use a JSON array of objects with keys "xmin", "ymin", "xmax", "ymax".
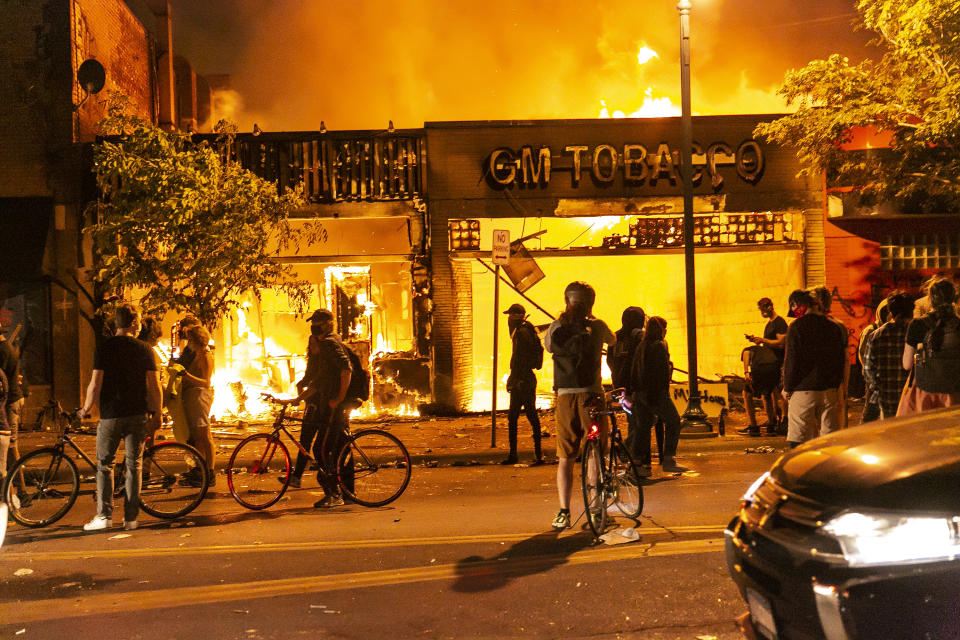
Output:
[{"xmin": 725, "ymin": 407, "xmax": 960, "ymax": 640}]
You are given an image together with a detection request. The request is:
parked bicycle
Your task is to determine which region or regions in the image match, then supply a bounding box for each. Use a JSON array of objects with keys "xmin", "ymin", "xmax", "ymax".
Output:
[
  {"xmin": 3, "ymin": 403, "xmax": 208, "ymax": 527},
  {"xmin": 581, "ymin": 388, "xmax": 644, "ymax": 537},
  {"xmin": 226, "ymin": 394, "xmax": 411, "ymax": 510}
]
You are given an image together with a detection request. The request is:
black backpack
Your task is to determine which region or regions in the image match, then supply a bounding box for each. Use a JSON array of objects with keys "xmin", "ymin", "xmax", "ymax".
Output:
[
  {"xmin": 344, "ymin": 345, "xmax": 371, "ymax": 403},
  {"xmin": 551, "ymin": 322, "xmax": 597, "ymax": 389},
  {"xmin": 915, "ymin": 316, "xmax": 960, "ymax": 394}
]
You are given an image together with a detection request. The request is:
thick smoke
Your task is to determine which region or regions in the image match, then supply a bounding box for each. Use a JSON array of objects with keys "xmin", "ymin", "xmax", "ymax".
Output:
[{"xmin": 169, "ymin": 0, "xmax": 871, "ymax": 131}]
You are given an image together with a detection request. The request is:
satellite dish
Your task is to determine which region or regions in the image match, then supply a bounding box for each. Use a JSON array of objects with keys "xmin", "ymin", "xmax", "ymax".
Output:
[{"xmin": 77, "ymin": 59, "xmax": 106, "ymax": 95}]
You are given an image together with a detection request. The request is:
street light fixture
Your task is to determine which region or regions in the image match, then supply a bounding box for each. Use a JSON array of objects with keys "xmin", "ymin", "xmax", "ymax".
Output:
[{"xmin": 677, "ymin": 0, "xmax": 710, "ymax": 435}]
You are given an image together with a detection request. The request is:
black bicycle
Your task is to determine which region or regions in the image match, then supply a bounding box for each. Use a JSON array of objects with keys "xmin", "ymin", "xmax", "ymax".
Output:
[
  {"xmin": 581, "ymin": 388, "xmax": 644, "ymax": 537},
  {"xmin": 3, "ymin": 403, "xmax": 208, "ymax": 527},
  {"xmin": 226, "ymin": 394, "xmax": 411, "ymax": 510}
]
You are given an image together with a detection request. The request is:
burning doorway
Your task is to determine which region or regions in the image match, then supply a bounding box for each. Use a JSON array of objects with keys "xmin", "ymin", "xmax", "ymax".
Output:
[{"xmin": 206, "ymin": 261, "xmax": 425, "ymax": 422}]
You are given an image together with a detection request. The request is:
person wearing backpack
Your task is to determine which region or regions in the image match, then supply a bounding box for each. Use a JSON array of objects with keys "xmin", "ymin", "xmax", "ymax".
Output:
[
  {"xmin": 544, "ymin": 282, "xmax": 615, "ymax": 530},
  {"xmin": 501, "ymin": 303, "xmax": 545, "ymax": 466},
  {"xmin": 281, "ymin": 309, "xmax": 353, "ymax": 507},
  {"xmin": 900, "ymin": 280, "xmax": 960, "ymax": 414}
]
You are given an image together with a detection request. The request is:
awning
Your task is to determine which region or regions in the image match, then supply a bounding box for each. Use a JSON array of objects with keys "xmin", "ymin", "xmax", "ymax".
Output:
[{"xmin": 0, "ymin": 198, "xmax": 52, "ymax": 281}]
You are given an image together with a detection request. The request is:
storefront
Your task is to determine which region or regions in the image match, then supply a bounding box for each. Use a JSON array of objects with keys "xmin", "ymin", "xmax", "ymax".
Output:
[{"xmin": 425, "ymin": 116, "xmax": 824, "ymax": 411}]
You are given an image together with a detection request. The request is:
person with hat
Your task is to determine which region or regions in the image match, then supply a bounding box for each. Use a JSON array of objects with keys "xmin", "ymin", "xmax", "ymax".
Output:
[
  {"xmin": 544, "ymin": 281, "xmax": 615, "ymax": 530},
  {"xmin": 781, "ymin": 288, "xmax": 847, "ymax": 447},
  {"xmin": 280, "ymin": 309, "xmax": 352, "ymax": 508},
  {"xmin": 501, "ymin": 303, "xmax": 545, "ymax": 466}
]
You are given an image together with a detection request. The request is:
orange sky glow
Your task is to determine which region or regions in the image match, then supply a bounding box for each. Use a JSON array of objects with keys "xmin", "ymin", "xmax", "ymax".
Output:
[{"xmin": 166, "ymin": 0, "xmax": 873, "ymax": 131}]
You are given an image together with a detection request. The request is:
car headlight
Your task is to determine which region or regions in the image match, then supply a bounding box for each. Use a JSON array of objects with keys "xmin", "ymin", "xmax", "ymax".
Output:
[
  {"xmin": 741, "ymin": 472, "xmax": 769, "ymax": 504},
  {"xmin": 821, "ymin": 510, "xmax": 960, "ymax": 566}
]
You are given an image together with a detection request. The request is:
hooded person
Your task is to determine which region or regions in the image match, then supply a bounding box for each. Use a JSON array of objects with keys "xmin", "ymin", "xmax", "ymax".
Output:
[{"xmin": 606, "ymin": 306, "xmax": 649, "ymax": 467}]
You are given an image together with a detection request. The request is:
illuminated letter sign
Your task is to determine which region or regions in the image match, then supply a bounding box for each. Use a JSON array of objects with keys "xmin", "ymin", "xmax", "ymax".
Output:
[
  {"xmin": 520, "ymin": 146, "xmax": 551, "ymax": 185},
  {"xmin": 489, "ymin": 148, "xmax": 516, "ymax": 185}
]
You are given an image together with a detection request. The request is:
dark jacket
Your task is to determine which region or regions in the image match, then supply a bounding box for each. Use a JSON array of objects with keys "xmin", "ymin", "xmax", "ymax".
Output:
[
  {"xmin": 782, "ymin": 313, "xmax": 847, "ymax": 393},
  {"xmin": 509, "ymin": 321, "xmax": 542, "ymax": 373},
  {"xmin": 0, "ymin": 339, "xmax": 21, "ymax": 403},
  {"xmin": 607, "ymin": 307, "xmax": 645, "ymax": 392},
  {"xmin": 297, "ymin": 332, "xmax": 352, "ymax": 402},
  {"xmin": 632, "ymin": 340, "xmax": 671, "ymax": 405}
]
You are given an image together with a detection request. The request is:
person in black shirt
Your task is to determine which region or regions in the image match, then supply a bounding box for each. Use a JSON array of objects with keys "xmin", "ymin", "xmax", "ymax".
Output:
[
  {"xmin": 781, "ymin": 289, "xmax": 847, "ymax": 447},
  {"xmin": 79, "ymin": 304, "xmax": 162, "ymax": 532},
  {"xmin": 501, "ymin": 303, "xmax": 544, "ymax": 466},
  {"xmin": 740, "ymin": 297, "xmax": 788, "ymax": 435}
]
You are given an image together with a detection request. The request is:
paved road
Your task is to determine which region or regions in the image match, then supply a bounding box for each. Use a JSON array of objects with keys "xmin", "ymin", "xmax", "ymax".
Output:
[{"xmin": 0, "ymin": 442, "xmax": 778, "ymax": 639}]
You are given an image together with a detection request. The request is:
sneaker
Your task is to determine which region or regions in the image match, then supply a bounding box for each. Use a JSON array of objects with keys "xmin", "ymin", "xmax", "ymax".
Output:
[
  {"xmin": 206, "ymin": 473, "xmax": 217, "ymax": 488},
  {"xmin": 280, "ymin": 475, "xmax": 301, "ymax": 488},
  {"xmin": 529, "ymin": 458, "xmax": 545, "ymax": 467},
  {"xmin": 637, "ymin": 464, "xmax": 653, "ymax": 478},
  {"xmin": 551, "ymin": 510, "xmax": 571, "ymax": 530},
  {"xmin": 662, "ymin": 458, "xmax": 689, "ymax": 473},
  {"xmin": 123, "ymin": 520, "xmax": 138, "ymax": 531},
  {"xmin": 83, "ymin": 515, "xmax": 112, "ymax": 531},
  {"xmin": 500, "ymin": 455, "xmax": 518, "ymax": 465},
  {"xmin": 314, "ymin": 494, "xmax": 344, "ymax": 508},
  {"xmin": 178, "ymin": 468, "xmax": 204, "ymax": 487},
  {"xmin": 736, "ymin": 426, "xmax": 762, "ymax": 437}
]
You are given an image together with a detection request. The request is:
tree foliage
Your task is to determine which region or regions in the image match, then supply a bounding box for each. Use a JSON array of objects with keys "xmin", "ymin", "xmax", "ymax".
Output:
[
  {"xmin": 86, "ymin": 94, "xmax": 314, "ymax": 327},
  {"xmin": 756, "ymin": 0, "xmax": 960, "ymax": 213}
]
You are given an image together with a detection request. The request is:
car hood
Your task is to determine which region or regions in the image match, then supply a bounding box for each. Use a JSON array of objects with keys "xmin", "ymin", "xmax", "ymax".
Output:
[{"xmin": 770, "ymin": 407, "xmax": 960, "ymax": 512}]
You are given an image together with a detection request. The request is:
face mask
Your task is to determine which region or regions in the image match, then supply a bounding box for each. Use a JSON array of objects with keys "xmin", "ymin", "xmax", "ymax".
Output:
[
  {"xmin": 508, "ymin": 318, "xmax": 522, "ymax": 331},
  {"xmin": 310, "ymin": 324, "xmax": 324, "ymax": 336},
  {"xmin": 792, "ymin": 304, "xmax": 808, "ymax": 318}
]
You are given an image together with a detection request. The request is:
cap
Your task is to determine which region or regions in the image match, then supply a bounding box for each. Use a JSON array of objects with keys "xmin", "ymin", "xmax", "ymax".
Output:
[
  {"xmin": 503, "ymin": 303, "xmax": 526, "ymax": 315},
  {"xmin": 307, "ymin": 309, "xmax": 334, "ymax": 323},
  {"xmin": 786, "ymin": 289, "xmax": 813, "ymax": 317}
]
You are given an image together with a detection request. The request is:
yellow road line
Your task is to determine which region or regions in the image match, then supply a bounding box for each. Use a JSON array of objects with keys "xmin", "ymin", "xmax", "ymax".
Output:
[
  {"xmin": 2, "ymin": 526, "xmax": 725, "ymax": 561},
  {"xmin": 0, "ymin": 537, "xmax": 724, "ymax": 624}
]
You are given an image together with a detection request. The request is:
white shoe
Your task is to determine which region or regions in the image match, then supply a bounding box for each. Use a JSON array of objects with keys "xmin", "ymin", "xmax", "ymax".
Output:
[
  {"xmin": 123, "ymin": 520, "xmax": 138, "ymax": 531},
  {"xmin": 83, "ymin": 515, "xmax": 112, "ymax": 531}
]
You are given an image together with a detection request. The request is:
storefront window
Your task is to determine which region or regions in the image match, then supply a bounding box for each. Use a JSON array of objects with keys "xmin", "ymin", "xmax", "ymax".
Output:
[{"xmin": 880, "ymin": 234, "xmax": 960, "ymax": 270}]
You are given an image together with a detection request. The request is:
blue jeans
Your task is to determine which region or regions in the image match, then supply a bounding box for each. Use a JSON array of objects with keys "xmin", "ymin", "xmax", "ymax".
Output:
[{"xmin": 95, "ymin": 414, "xmax": 147, "ymax": 522}]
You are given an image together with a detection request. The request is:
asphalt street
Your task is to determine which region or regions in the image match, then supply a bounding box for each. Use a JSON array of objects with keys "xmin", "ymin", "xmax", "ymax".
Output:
[{"xmin": 0, "ymin": 409, "xmax": 787, "ymax": 639}]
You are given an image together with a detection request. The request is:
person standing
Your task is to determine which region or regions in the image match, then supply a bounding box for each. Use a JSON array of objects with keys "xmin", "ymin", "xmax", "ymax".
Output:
[
  {"xmin": 857, "ymin": 298, "xmax": 890, "ymax": 423},
  {"xmin": 501, "ymin": 303, "xmax": 545, "ymax": 466},
  {"xmin": 544, "ymin": 282, "xmax": 615, "ymax": 530},
  {"xmin": 79, "ymin": 303, "xmax": 162, "ymax": 532},
  {"xmin": 282, "ymin": 309, "xmax": 352, "ymax": 508},
  {"xmin": 631, "ymin": 317, "xmax": 686, "ymax": 474},
  {"xmin": 0, "ymin": 323, "xmax": 23, "ymax": 475},
  {"xmin": 740, "ymin": 297, "xmax": 788, "ymax": 436},
  {"xmin": 781, "ymin": 289, "xmax": 847, "ymax": 447},
  {"xmin": 862, "ymin": 293, "xmax": 913, "ymax": 419},
  {"xmin": 811, "ymin": 286, "xmax": 852, "ymax": 429},
  {"xmin": 607, "ymin": 307, "xmax": 646, "ymax": 469},
  {"xmin": 173, "ymin": 325, "xmax": 216, "ymax": 487},
  {"xmin": 899, "ymin": 280, "xmax": 960, "ymax": 414}
]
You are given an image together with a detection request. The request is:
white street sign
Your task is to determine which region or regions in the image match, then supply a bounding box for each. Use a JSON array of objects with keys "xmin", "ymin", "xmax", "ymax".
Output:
[{"xmin": 492, "ymin": 229, "xmax": 510, "ymax": 265}]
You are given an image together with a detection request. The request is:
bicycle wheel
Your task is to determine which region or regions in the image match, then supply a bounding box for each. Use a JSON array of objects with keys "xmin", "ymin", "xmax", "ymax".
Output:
[
  {"xmin": 138, "ymin": 442, "xmax": 208, "ymax": 519},
  {"xmin": 4, "ymin": 448, "xmax": 80, "ymax": 528},
  {"xmin": 610, "ymin": 438, "xmax": 643, "ymax": 518},
  {"xmin": 227, "ymin": 433, "xmax": 290, "ymax": 510},
  {"xmin": 337, "ymin": 429, "xmax": 411, "ymax": 507},
  {"xmin": 581, "ymin": 437, "xmax": 607, "ymax": 536}
]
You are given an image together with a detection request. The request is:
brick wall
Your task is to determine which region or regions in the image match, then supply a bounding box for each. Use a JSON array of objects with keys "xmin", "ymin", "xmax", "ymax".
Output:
[
  {"xmin": 73, "ymin": 0, "xmax": 155, "ymax": 141},
  {"xmin": 450, "ymin": 260, "xmax": 473, "ymax": 410}
]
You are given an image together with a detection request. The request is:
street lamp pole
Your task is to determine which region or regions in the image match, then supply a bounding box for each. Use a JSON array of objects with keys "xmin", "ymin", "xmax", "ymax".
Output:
[{"xmin": 677, "ymin": 0, "xmax": 710, "ymax": 434}]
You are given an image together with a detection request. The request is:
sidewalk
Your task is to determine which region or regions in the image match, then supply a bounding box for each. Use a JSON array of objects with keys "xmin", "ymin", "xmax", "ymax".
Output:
[{"xmin": 346, "ymin": 405, "xmax": 792, "ymax": 468}]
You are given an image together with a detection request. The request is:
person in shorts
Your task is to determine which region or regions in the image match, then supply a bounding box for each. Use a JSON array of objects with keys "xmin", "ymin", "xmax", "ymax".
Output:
[
  {"xmin": 739, "ymin": 297, "xmax": 788, "ymax": 436},
  {"xmin": 544, "ymin": 282, "xmax": 615, "ymax": 530}
]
